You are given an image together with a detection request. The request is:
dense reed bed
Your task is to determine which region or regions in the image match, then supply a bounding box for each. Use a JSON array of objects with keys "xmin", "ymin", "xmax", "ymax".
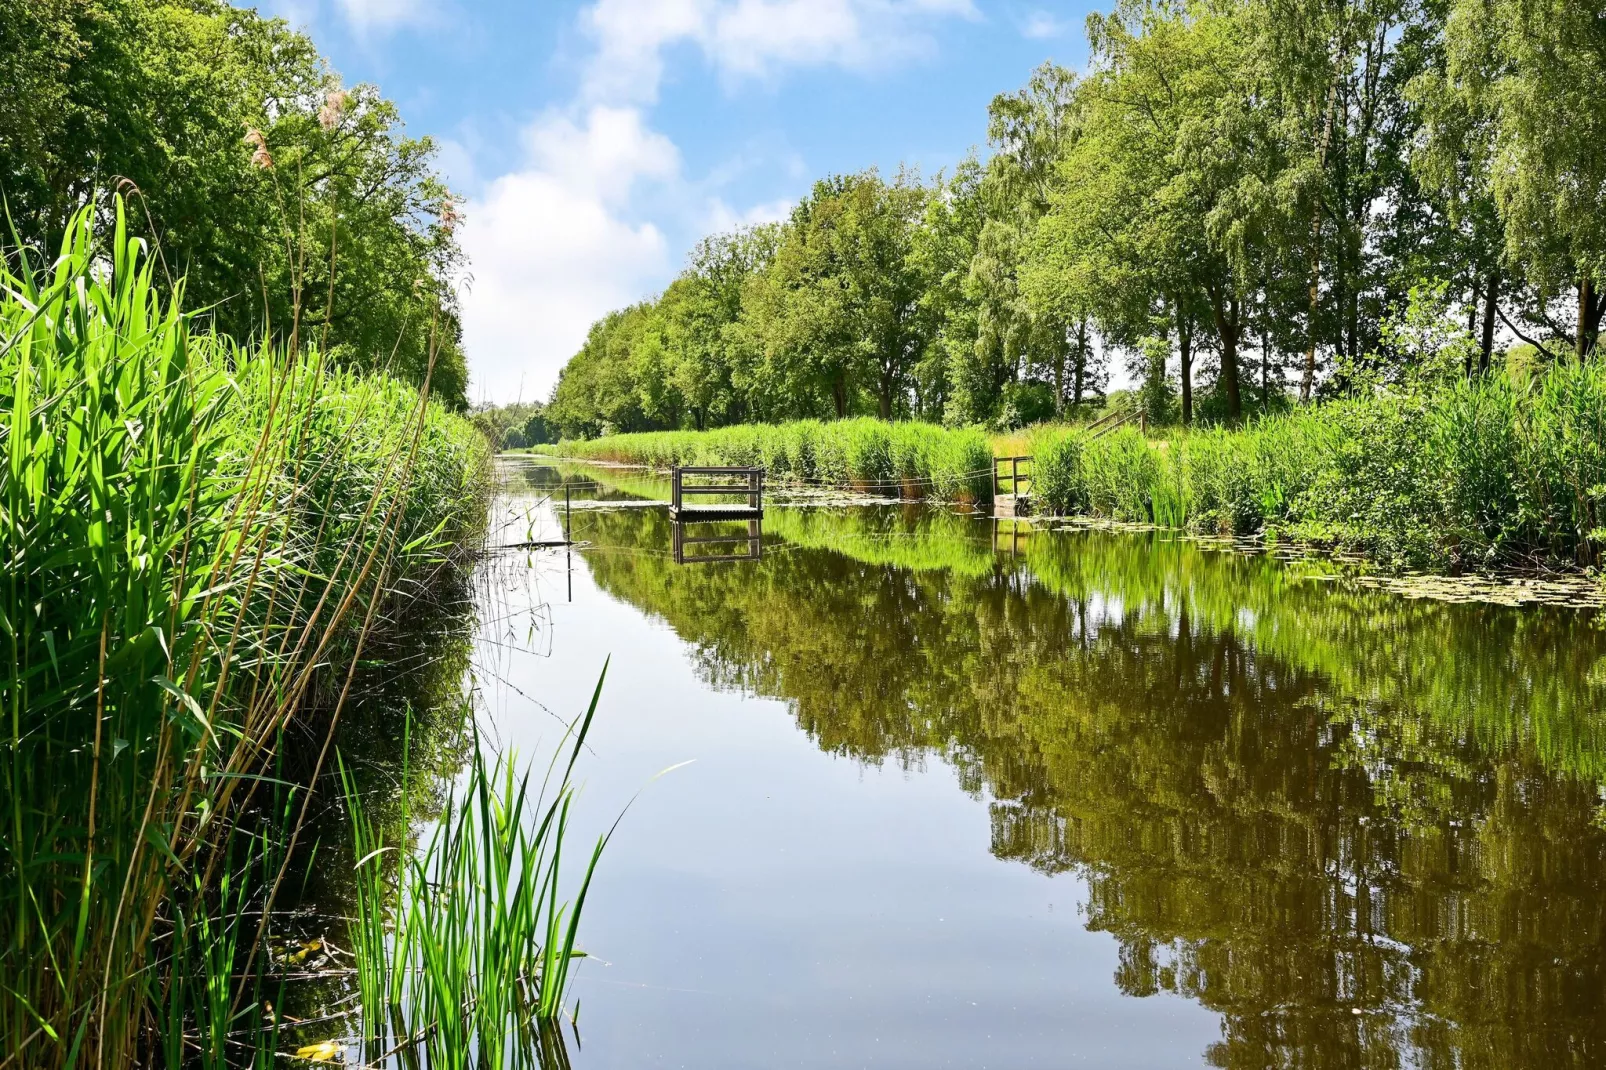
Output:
[
  {"xmin": 0, "ymin": 202, "xmax": 489, "ymax": 1065},
  {"xmin": 1029, "ymin": 367, "xmax": 1606, "ymax": 570},
  {"xmin": 538, "ymin": 419, "xmax": 995, "ymax": 503}
]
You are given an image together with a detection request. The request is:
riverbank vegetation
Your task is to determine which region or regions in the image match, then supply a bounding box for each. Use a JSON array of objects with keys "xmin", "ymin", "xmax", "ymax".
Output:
[
  {"xmin": 0, "ymin": 203, "xmax": 488, "ymax": 1063},
  {"xmin": 542, "ymin": 420, "xmax": 995, "ymax": 501},
  {"xmin": 544, "ymin": 0, "xmax": 1606, "ymax": 448},
  {"xmin": 1030, "ymin": 355, "xmax": 1606, "ymax": 570},
  {"xmin": 539, "ymin": 344, "xmax": 1606, "ymax": 572}
]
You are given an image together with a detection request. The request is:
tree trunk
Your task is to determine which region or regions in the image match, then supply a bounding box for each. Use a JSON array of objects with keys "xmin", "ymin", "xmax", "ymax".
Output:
[
  {"xmin": 1303, "ymin": 77, "xmax": 1341, "ymax": 403},
  {"xmin": 831, "ymin": 375, "xmax": 847, "ymax": 419},
  {"xmin": 1214, "ymin": 296, "xmax": 1242, "ymax": 422},
  {"xmin": 1479, "ymin": 269, "xmax": 1499, "ymax": 374},
  {"xmin": 1072, "ymin": 315, "xmax": 1088, "ymax": 406},
  {"xmin": 878, "ymin": 373, "xmax": 892, "ymax": 420},
  {"xmin": 1303, "ymin": 237, "xmax": 1321, "ymax": 403},
  {"xmin": 1261, "ymin": 329, "xmax": 1271, "ymax": 415},
  {"xmin": 1579, "ymin": 276, "xmax": 1601, "ymax": 361},
  {"xmin": 1261, "ymin": 276, "xmax": 1272, "ymax": 415},
  {"xmin": 1176, "ymin": 300, "xmax": 1193, "ymax": 426},
  {"xmin": 1053, "ymin": 322, "xmax": 1066, "ymax": 418}
]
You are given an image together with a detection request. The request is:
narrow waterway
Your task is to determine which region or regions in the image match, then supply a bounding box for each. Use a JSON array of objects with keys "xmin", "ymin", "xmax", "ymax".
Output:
[{"xmin": 476, "ymin": 455, "xmax": 1606, "ymax": 1069}]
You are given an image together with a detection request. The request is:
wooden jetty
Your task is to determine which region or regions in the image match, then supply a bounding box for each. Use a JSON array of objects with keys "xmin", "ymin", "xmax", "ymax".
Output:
[
  {"xmin": 670, "ymin": 465, "xmax": 764, "ymax": 521},
  {"xmin": 993, "ymin": 456, "xmax": 1034, "ymax": 518},
  {"xmin": 670, "ymin": 466, "xmax": 764, "ymax": 563}
]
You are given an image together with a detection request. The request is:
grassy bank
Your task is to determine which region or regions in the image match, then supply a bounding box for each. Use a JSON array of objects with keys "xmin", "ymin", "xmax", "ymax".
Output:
[
  {"xmin": 537, "ymin": 418, "xmax": 995, "ymax": 502},
  {"xmin": 1, "ymin": 203, "xmax": 490, "ymax": 1064},
  {"xmin": 1028, "ymin": 366, "xmax": 1606, "ymax": 570}
]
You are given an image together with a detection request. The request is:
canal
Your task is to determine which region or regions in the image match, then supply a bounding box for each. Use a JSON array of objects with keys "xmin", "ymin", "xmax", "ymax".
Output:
[{"xmin": 474, "ymin": 455, "xmax": 1606, "ymax": 1069}]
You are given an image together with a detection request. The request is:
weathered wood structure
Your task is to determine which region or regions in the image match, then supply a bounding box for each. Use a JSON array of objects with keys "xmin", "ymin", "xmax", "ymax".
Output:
[
  {"xmin": 670, "ymin": 466, "xmax": 764, "ymax": 521},
  {"xmin": 670, "ymin": 465, "xmax": 764, "ymax": 563},
  {"xmin": 1085, "ymin": 407, "xmax": 1149, "ymax": 441},
  {"xmin": 994, "ymin": 456, "xmax": 1034, "ymax": 518}
]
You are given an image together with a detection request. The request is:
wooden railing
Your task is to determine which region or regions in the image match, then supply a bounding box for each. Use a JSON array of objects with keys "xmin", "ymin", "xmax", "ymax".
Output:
[
  {"xmin": 1085, "ymin": 407, "xmax": 1148, "ymax": 442},
  {"xmin": 670, "ymin": 465, "xmax": 764, "ymax": 519},
  {"xmin": 994, "ymin": 455, "xmax": 1034, "ymax": 500},
  {"xmin": 670, "ymin": 465, "xmax": 764, "ymax": 563}
]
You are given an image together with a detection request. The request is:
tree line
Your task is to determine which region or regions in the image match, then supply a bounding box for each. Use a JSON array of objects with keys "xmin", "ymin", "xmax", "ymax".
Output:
[
  {"xmin": 547, "ymin": 0, "xmax": 1606, "ymax": 438},
  {"xmin": 0, "ymin": 0, "xmax": 469, "ymax": 406}
]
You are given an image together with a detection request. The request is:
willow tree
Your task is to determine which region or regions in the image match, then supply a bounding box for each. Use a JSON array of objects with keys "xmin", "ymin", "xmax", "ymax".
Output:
[
  {"xmin": 954, "ymin": 63, "xmax": 1084, "ymax": 425},
  {"xmin": 1030, "ymin": 1, "xmax": 1297, "ymax": 422}
]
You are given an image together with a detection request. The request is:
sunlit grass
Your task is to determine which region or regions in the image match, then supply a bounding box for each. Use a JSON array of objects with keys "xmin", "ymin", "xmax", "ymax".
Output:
[{"xmin": 541, "ymin": 419, "xmax": 994, "ymax": 503}]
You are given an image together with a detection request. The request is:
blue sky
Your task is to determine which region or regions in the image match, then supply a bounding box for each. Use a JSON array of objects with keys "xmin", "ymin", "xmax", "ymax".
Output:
[{"xmin": 263, "ymin": 0, "xmax": 1100, "ymax": 404}]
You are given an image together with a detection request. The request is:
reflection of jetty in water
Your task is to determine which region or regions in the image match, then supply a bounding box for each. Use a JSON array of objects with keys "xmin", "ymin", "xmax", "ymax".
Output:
[
  {"xmin": 670, "ymin": 465, "xmax": 765, "ymax": 564},
  {"xmin": 672, "ymin": 517, "xmax": 763, "ymax": 564}
]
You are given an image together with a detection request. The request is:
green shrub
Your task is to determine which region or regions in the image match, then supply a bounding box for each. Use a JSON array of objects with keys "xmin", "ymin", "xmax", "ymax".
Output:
[
  {"xmin": 1520, "ymin": 360, "xmax": 1606, "ymax": 560},
  {"xmin": 838, "ymin": 418, "xmax": 895, "ymax": 488},
  {"xmin": 1084, "ymin": 427, "xmax": 1161, "ymax": 521},
  {"xmin": 1185, "ymin": 430, "xmax": 1257, "ymax": 535}
]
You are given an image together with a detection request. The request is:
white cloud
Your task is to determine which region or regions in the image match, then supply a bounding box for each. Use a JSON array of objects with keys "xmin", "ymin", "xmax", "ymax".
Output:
[
  {"xmin": 519, "ymin": 107, "xmax": 680, "ymax": 204},
  {"xmin": 582, "ymin": 0, "xmax": 978, "ymax": 103},
  {"xmin": 459, "ymin": 0, "xmax": 976, "ymax": 402},
  {"xmin": 1020, "ymin": 9, "xmax": 1067, "ymax": 39},
  {"xmin": 337, "ymin": 0, "xmax": 427, "ymax": 30},
  {"xmin": 458, "ymin": 108, "xmax": 674, "ymax": 404},
  {"xmin": 702, "ymin": 195, "xmax": 794, "ymax": 234}
]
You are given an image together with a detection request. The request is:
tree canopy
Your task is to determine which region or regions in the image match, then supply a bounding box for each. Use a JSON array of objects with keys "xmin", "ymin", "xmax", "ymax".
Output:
[
  {"xmin": 547, "ymin": 0, "xmax": 1606, "ymax": 439},
  {"xmin": 0, "ymin": 0, "xmax": 468, "ymax": 405}
]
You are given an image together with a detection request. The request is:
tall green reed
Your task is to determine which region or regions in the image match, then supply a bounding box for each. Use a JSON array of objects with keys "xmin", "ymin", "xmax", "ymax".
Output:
[
  {"xmin": 0, "ymin": 198, "xmax": 488, "ymax": 1065},
  {"xmin": 1019, "ymin": 364, "xmax": 1606, "ymax": 570},
  {"xmin": 342, "ymin": 667, "xmax": 616, "ymax": 1068},
  {"xmin": 540, "ymin": 420, "xmax": 993, "ymax": 503}
]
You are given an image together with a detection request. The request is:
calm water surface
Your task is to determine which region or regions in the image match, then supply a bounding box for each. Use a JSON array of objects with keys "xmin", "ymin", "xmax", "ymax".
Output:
[{"xmin": 478, "ymin": 457, "xmax": 1606, "ymax": 1069}]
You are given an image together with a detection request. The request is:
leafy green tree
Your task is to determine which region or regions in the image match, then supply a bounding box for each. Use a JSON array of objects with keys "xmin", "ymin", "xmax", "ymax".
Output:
[
  {"xmin": 547, "ymin": 304, "xmax": 656, "ymax": 437},
  {"xmin": 665, "ymin": 225, "xmax": 778, "ymax": 428},
  {"xmin": 1031, "ymin": 3, "xmax": 1265, "ymax": 421},
  {"xmin": 742, "ymin": 171, "xmax": 930, "ymax": 419},
  {"xmin": 909, "ymin": 158, "xmax": 985, "ymax": 421},
  {"xmin": 1245, "ymin": 0, "xmax": 1460, "ymax": 395},
  {"xmin": 0, "ymin": 0, "xmax": 467, "ymax": 404},
  {"xmin": 539, "ymin": 0, "xmax": 1603, "ymax": 433},
  {"xmin": 1435, "ymin": 0, "xmax": 1606, "ymax": 359},
  {"xmin": 954, "ymin": 63, "xmax": 1087, "ymax": 426}
]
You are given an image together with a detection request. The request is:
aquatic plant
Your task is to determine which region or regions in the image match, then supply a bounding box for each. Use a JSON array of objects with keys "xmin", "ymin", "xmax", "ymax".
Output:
[
  {"xmin": 1020, "ymin": 365, "xmax": 1606, "ymax": 570},
  {"xmin": 538, "ymin": 420, "xmax": 994, "ymax": 503},
  {"xmin": 0, "ymin": 199, "xmax": 488, "ymax": 1064},
  {"xmin": 341, "ymin": 666, "xmax": 618, "ymax": 1068}
]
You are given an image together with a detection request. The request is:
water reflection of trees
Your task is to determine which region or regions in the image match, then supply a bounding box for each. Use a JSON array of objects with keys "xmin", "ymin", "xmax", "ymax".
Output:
[{"xmin": 579, "ymin": 505, "xmax": 1606, "ymax": 1069}]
